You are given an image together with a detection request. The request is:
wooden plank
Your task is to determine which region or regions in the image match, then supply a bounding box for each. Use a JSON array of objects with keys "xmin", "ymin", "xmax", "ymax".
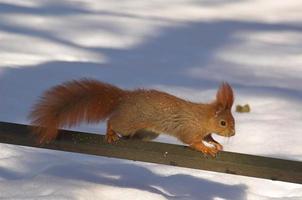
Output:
[{"xmin": 0, "ymin": 121, "xmax": 301, "ymax": 184}]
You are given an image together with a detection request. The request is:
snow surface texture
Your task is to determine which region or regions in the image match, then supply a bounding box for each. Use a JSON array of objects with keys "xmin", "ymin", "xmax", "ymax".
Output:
[{"xmin": 0, "ymin": 0, "xmax": 302, "ymax": 199}]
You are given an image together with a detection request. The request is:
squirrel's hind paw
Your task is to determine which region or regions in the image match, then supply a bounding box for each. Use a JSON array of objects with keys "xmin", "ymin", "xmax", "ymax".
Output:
[
  {"xmin": 105, "ymin": 126, "xmax": 120, "ymax": 144},
  {"xmin": 105, "ymin": 133, "xmax": 120, "ymax": 143}
]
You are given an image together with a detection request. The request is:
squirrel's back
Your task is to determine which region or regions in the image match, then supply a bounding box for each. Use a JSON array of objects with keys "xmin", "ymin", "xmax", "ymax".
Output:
[{"xmin": 109, "ymin": 89, "xmax": 208, "ymax": 140}]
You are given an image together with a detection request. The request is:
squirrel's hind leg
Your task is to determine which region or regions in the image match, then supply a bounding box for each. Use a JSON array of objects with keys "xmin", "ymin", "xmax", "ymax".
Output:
[{"xmin": 105, "ymin": 121, "xmax": 120, "ymax": 144}]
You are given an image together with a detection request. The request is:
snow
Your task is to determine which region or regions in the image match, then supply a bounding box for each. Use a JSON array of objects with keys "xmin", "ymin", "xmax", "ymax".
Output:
[{"xmin": 0, "ymin": 0, "xmax": 302, "ymax": 199}]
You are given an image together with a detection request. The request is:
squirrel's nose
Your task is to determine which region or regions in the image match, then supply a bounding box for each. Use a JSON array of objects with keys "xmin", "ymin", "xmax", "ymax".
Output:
[{"xmin": 229, "ymin": 129, "xmax": 235, "ymax": 137}]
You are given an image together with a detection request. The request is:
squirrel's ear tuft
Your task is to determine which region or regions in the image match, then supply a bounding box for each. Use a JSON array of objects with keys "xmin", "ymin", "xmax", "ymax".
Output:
[{"xmin": 216, "ymin": 82, "xmax": 234, "ymax": 110}]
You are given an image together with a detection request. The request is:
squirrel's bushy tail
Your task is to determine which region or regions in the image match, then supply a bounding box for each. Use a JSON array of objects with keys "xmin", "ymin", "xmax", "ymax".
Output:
[{"xmin": 29, "ymin": 79, "xmax": 126, "ymax": 143}]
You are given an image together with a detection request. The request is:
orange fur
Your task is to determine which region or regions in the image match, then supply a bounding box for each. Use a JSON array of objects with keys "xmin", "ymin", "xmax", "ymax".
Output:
[
  {"xmin": 216, "ymin": 82, "xmax": 234, "ymax": 109},
  {"xmin": 29, "ymin": 79, "xmax": 126, "ymax": 143},
  {"xmin": 29, "ymin": 79, "xmax": 235, "ymax": 157}
]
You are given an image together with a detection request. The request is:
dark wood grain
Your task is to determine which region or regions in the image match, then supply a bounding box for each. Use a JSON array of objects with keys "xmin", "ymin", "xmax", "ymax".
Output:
[{"xmin": 0, "ymin": 121, "xmax": 301, "ymax": 184}]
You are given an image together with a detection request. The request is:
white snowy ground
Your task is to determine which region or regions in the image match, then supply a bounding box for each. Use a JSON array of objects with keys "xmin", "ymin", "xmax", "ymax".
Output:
[{"xmin": 0, "ymin": 0, "xmax": 302, "ymax": 199}]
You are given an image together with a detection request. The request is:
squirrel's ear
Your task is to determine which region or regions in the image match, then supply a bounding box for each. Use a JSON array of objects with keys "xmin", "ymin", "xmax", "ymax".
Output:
[{"xmin": 215, "ymin": 82, "xmax": 234, "ymax": 110}]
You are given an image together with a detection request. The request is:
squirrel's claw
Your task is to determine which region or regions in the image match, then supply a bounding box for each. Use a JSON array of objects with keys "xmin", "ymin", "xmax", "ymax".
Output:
[{"xmin": 212, "ymin": 142, "xmax": 223, "ymax": 151}]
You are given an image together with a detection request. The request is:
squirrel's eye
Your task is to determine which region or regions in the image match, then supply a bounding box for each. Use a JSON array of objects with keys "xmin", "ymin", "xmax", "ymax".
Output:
[{"xmin": 220, "ymin": 120, "xmax": 227, "ymax": 127}]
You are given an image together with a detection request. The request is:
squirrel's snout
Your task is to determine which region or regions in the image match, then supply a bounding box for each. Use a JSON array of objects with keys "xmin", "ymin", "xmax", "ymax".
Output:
[{"xmin": 229, "ymin": 129, "xmax": 235, "ymax": 137}]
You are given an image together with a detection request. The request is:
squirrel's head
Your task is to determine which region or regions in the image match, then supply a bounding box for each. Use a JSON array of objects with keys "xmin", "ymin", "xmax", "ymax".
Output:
[{"xmin": 208, "ymin": 82, "xmax": 235, "ymax": 137}]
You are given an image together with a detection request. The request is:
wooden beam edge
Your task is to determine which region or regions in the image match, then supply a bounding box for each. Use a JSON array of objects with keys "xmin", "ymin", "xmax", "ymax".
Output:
[{"xmin": 0, "ymin": 121, "xmax": 301, "ymax": 184}]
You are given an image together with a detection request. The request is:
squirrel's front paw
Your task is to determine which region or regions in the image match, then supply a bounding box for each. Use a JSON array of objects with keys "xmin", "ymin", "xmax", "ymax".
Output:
[
  {"xmin": 202, "ymin": 146, "xmax": 219, "ymax": 157},
  {"xmin": 190, "ymin": 142, "xmax": 219, "ymax": 157}
]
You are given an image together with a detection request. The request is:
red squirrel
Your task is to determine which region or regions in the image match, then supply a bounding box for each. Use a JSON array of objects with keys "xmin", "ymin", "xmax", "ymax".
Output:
[{"xmin": 29, "ymin": 79, "xmax": 235, "ymax": 157}]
